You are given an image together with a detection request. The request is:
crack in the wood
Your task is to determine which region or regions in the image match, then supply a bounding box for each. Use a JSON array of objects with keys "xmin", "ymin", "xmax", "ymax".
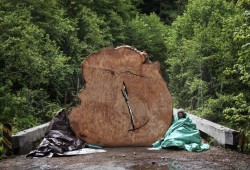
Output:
[{"xmin": 88, "ymin": 66, "xmax": 149, "ymax": 79}]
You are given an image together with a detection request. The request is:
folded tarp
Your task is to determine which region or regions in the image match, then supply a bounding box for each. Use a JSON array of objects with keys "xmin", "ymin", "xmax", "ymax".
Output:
[
  {"xmin": 26, "ymin": 109, "xmax": 86, "ymax": 158},
  {"xmin": 152, "ymin": 110, "xmax": 209, "ymax": 152}
]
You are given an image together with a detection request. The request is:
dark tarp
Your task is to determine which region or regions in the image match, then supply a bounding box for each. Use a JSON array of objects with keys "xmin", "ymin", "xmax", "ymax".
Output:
[{"xmin": 26, "ymin": 109, "xmax": 85, "ymax": 158}]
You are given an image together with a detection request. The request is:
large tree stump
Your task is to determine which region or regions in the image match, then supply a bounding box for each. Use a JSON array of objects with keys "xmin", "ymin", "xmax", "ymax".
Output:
[{"xmin": 69, "ymin": 46, "xmax": 173, "ymax": 146}]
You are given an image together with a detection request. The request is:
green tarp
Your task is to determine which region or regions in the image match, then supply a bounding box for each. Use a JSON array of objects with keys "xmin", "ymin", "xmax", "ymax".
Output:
[{"xmin": 152, "ymin": 110, "xmax": 209, "ymax": 152}]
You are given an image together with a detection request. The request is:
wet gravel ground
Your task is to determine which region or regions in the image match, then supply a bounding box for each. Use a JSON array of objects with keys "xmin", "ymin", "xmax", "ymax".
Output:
[{"xmin": 0, "ymin": 146, "xmax": 249, "ymax": 170}]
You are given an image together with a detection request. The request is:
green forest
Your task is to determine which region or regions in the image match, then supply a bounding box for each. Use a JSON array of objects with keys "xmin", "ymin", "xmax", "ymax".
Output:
[{"xmin": 0, "ymin": 0, "xmax": 249, "ymax": 154}]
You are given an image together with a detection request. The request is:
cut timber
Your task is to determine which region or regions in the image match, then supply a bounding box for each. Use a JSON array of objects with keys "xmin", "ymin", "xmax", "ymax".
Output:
[{"xmin": 69, "ymin": 46, "xmax": 173, "ymax": 146}]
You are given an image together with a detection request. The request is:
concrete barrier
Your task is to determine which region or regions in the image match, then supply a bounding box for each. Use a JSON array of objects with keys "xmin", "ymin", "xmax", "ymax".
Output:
[
  {"xmin": 12, "ymin": 110, "xmax": 240, "ymax": 155},
  {"xmin": 188, "ymin": 114, "xmax": 239, "ymax": 146},
  {"xmin": 12, "ymin": 122, "xmax": 49, "ymax": 155},
  {"xmin": 174, "ymin": 109, "xmax": 239, "ymax": 146}
]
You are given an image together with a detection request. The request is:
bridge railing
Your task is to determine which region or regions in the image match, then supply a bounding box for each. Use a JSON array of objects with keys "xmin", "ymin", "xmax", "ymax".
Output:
[
  {"xmin": 188, "ymin": 113, "xmax": 239, "ymax": 146},
  {"xmin": 11, "ymin": 110, "xmax": 240, "ymax": 155}
]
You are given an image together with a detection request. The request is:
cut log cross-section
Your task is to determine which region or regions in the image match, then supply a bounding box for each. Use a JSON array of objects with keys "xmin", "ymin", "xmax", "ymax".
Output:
[{"xmin": 69, "ymin": 46, "xmax": 173, "ymax": 146}]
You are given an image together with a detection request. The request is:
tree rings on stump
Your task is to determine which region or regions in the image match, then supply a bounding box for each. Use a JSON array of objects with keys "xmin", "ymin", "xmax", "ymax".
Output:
[{"xmin": 69, "ymin": 45, "xmax": 173, "ymax": 146}]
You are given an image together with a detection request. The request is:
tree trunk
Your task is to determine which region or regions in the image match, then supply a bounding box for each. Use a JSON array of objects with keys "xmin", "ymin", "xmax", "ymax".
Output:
[{"xmin": 69, "ymin": 45, "xmax": 173, "ymax": 146}]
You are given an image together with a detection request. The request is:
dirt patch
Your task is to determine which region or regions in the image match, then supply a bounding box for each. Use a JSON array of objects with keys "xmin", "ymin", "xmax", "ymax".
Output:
[{"xmin": 0, "ymin": 146, "xmax": 249, "ymax": 170}]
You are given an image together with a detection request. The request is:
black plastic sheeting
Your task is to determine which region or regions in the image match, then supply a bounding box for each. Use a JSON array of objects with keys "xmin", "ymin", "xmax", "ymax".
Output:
[{"xmin": 26, "ymin": 109, "xmax": 85, "ymax": 158}]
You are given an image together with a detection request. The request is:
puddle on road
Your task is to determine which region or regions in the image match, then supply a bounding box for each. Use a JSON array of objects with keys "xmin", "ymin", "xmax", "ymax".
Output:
[{"xmin": 129, "ymin": 162, "xmax": 180, "ymax": 170}]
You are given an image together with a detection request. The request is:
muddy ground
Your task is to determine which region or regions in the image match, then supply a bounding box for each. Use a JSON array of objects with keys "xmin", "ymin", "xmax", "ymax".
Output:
[{"xmin": 0, "ymin": 146, "xmax": 249, "ymax": 170}]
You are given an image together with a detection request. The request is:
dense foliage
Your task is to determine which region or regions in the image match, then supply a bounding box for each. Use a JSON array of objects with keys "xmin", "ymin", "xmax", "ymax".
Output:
[
  {"xmin": 0, "ymin": 0, "xmax": 168, "ymax": 131},
  {"xmin": 0, "ymin": 0, "xmax": 249, "ymax": 151},
  {"xmin": 137, "ymin": 0, "xmax": 188, "ymax": 24},
  {"xmin": 165, "ymin": 0, "xmax": 250, "ymax": 133}
]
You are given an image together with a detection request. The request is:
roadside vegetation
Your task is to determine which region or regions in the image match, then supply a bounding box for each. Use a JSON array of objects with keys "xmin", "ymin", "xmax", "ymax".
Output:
[{"xmin": 0, "ymin": 0, "xmax": 249, "ymax": 157}]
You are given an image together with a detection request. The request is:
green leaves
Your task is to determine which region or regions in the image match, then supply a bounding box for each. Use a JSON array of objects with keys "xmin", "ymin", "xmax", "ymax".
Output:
[
  {"xmin": 0, "ymin": 0, "xmax": 142, "ymax": 131},
  {"xmin": 0, "ymin": 0, "xmax": 248, "ymax": 136},
  {"xmin": 129, "ymin": 13, "xmax": 168, "ymax": 55},
  {"xmin": 165, "ymin": 0, "xmax": 249, "ymax": 132},
  {"xmin": 223, "ymin": 93, "xmax": 250, "ymax": 129},
  {"xmin": 0, "ymin": 1, "xmax": 68, "ymax": 129},
  {"xmin": 124, "ymin": 13, "xmax": 169, "ymax": 79},
  {"xmin": 220, "ymin": 10, "xmax": 250, "ymax": 131}
]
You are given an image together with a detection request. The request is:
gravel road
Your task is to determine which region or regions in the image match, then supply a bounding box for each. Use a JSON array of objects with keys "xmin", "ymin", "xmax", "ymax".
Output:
[{"xmin": 0, "ymin": 146, "xmax": 249, "ymax": 170}]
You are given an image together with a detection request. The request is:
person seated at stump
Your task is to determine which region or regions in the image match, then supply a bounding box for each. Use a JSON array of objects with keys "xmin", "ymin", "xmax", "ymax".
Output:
[{"xmin": 152, "ymin": 108, "xmax": 209, "ymax": 152}]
